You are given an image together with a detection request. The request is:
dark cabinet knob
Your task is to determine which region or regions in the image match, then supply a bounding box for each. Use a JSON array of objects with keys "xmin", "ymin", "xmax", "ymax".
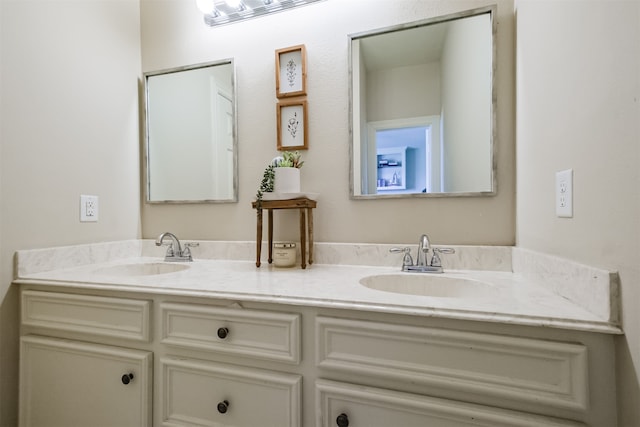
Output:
[
  {"xmin": 336, "ymin": 413, "xmax": 349, "ymax": 427},
  {"xmin": 121, "ymin": 373, "xmax": 134, "ymax": 385},
  {"xmin": 217, "ymin": 327, "xmax": 229, "ymax": 339},
  {"xmin": 217, "ymin": 400, "xmax": 229, "ymax": 414}
]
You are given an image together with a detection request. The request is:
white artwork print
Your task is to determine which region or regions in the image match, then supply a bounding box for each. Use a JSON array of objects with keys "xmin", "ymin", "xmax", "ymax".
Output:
[
  {"xmin": 279, "ymin": 50, "xmax": 303, "ymax": 93},
  {"xmin": 280, "ymin": 105, "xmax": 304, "ymax": 147}
]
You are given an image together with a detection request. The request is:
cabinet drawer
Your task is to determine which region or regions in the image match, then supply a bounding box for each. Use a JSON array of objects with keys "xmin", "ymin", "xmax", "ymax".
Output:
[
  {"xmin": 316, "ymin": 316, "xmax": 588, "ymax": 414},
  {"xmin": 161, "ymin": 357, "xmax": 301, "ymax": 427},
  {"xmin": 161, "ymin": 302, "xmax": 300, "ymax": 363},
  {"xmin": 316, "ymin": 379, "xmax": 584, "ymax": 427},
  {"xmin": 21, "ymin": 290, "xmax": 151, "ymax": 341}
]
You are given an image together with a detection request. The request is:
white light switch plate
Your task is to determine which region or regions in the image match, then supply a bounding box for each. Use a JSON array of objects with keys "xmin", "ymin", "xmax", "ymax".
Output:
[
  {"xmin": 556, "ymin": 169, "xmax": 573, "ymax": 218},
  {"xmin": 80, "ymin": 195, "xmax": 99, "ymax": 222}
]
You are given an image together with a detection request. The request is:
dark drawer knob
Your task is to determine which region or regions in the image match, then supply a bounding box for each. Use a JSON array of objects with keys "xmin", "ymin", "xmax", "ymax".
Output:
[
  {"xmin": 336, "ymin": 413, "xmax": 349, "ymax": 427},
  {"xmin": 121, "ymin": 373, "xmax": 134, "ymax": 385},
  {"xmin": 217, "ymin": 400, "xmax": 229, "ymax": 414},
  {"xmin": 217, "ymin": 327, "xmax": 229, "ymax": 339}
]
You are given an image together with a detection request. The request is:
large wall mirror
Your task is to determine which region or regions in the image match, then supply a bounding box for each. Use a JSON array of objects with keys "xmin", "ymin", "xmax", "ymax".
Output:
[
  {"xmin": 144, "ymin": 59, "xmax": 237, "ymax": 203},
  {"xmin": 350, "ymin": 6, "xmax": 496, "ymax": 199}
]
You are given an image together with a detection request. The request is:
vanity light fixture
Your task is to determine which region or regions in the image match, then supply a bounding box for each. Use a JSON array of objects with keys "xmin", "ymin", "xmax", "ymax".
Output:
[
  {"xmin": 196, "ymin": 0, "xmax": 217, "ymax": 16},
  {"xmin": 199, "ymin": 0, "xmax": 325, "ymax": 27},
  {"xmin": 225, "ymin": 0, "xmax": 243, "ymax": 8}
]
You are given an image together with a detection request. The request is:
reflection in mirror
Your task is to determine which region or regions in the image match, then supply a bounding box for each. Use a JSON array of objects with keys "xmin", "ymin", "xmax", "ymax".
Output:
[
  {"xmin": 144, "ymin": 59, "xmax": 237, "ymax": 203},
  {"xmin": 350, "ymin": 6, "xmax": 496, "ymax": 199}
]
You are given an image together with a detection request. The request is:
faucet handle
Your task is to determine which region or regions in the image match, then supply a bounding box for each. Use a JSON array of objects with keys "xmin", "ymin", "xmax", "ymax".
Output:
[
  {"xmin": 182, "ymin": 242, "xmax": 199, "ymax": 259},
  {"xmin": 431, "ymin": 247, "xmax": 455, "ymax": 267},
  {"xmin": 158, "ymin": 241, "xmax": 174, "ymax": 255},
  {"xmin": 390, "ymin": 247, "xmax": 414, "ymax": 267}
]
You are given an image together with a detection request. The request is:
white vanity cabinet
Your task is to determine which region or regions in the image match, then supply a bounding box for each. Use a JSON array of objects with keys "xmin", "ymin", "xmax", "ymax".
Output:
[
  {"xmin": 19, "ymin": 291, "xmax": 153, "ymax": 427},
  {"xmin": 18, "ymin": 286, "xmax": 616, "ymax": 427}
]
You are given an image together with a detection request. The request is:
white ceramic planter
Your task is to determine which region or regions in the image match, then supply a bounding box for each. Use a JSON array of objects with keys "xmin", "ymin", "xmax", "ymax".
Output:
[{"xmin": 274, "ymin": 167, "xmax": 301, "ymax": 193}]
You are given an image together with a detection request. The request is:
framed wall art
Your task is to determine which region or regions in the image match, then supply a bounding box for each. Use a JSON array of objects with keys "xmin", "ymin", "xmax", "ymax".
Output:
[
  {"xmin": 275, "ymin": 44, "xmax": 307, "ymax": 98},
  {"xmin": 277, "ymin": 99, "xmax": 308, "ymax": 150}
]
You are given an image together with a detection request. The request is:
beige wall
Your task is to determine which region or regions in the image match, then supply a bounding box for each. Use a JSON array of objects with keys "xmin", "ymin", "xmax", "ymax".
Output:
[
  {"xmin": 441, "ymin": 14, "xmax": 492, "ymax": 193},
  {"xmin": 140, "ymin": 0, "xmax": 516, "ymax": 246},
  {"xmin": 0, "ymin": 0, "xmax": 142, "ymax": 424},
  {"xmin": 516, "ymin": 1, "xmax": 640, "ymax": 425},
  {"xmin": 366, "ymin": 62, "xmax": 441, "ymax": 121}
]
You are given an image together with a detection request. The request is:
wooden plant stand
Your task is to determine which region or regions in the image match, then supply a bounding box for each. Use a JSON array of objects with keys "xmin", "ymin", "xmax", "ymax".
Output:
[{"xmin": 251, "ymin": 197, "xmax": 317, "ymax": 269}]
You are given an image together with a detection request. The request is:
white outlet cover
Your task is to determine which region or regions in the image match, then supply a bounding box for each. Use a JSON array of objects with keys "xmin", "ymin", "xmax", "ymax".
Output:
[
  {"xmin": 555, "ymin": 169, "xmax": 573, "ymax": 218},
  {"xmin": 80, "ymin": 195, "xmax": 99, "ymax": 222}
]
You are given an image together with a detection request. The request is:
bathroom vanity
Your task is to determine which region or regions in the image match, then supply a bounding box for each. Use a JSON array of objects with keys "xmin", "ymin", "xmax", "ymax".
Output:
[{"xmin": 14, "ymin": 241, "xmax": 620, "ymax": 426}]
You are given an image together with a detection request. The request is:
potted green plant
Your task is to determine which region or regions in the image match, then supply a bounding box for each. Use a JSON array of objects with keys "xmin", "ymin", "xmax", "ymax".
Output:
[
  {"xmin": 274, "ymin": 151, "xmax": 304, "ymax": 194},
  {"xmin": 255, "ymin": 151, "xmax": 304, "ymax": 208},
  {"xmin": 255, "ymin": 164, "xmax": 275, "ymax": 209}
]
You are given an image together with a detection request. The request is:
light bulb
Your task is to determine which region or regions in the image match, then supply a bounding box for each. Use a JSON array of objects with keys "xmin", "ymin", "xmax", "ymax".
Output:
[
  {"xmin": 225, "ymin": 0, "xmax": 242, "ymax": 9},
  {"xmin": 196, "ymin": 0, "xmax": 215, "ymax": 14}
]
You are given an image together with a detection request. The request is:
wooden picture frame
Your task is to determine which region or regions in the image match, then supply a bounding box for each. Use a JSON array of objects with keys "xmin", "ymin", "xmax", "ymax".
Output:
[
  {"xmin": 275, "ymin": 45, "xmax": 307, "ymax": 98},
  {"xmin": 277, "ymin": 100, "xmax": 308, "ymax": 150}
]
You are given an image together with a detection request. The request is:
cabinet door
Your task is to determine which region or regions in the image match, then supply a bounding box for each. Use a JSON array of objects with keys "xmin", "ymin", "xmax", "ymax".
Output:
[
  {"xmin": 161, "ymin": 357, "xmax": 301, "ymax": 427},
  {"xmin": 20, "ymin": 335, "xmax": 152, "ymax": 427}
]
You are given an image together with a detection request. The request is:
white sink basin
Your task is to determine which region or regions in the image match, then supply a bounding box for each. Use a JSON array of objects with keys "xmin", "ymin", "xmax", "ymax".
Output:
[
  {"xmin": 359, "ymin": 274, "xmax": 497, "ymax": 298},
  {"xmin": 95, "ymin": 262, "xmax": 190, "ymax": 277}
]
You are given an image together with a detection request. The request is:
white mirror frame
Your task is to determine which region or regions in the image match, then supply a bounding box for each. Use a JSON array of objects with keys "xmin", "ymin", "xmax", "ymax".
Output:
[
  {"xmin": 143, "ymin": 59, "xmax": 238, "ymax": 204},
  {"xmin": 349, "ymin": 6, "xmax": 497, "ymax": 200}
]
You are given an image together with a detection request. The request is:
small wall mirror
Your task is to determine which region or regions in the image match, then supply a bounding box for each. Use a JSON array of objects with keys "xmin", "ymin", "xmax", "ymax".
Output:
[
  {"xmin": 350, "ymin": 6, "xmax": 496, "ymax": 199},
  {"xmin": 144, "ymin": 59, "xmax": 237, "ymax": 203}
]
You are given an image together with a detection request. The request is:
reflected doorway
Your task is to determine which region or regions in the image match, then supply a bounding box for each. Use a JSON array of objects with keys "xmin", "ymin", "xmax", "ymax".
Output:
[{"xmin": 365, "ymin": 116, "xmax": 442, "ymax": 195}]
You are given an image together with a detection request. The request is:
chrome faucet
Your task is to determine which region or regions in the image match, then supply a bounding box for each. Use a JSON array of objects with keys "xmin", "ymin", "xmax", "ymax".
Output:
[
  {"xmin": 416, "ymin": 234, "xmax": 431, "ymax": 266},
  {"xmin": 155, "ymin": 232, "xmax": 198, "ymax": 262},
  {"xmin": 390, "ymin": 234, "xmax": 455, "ymax": 273}
]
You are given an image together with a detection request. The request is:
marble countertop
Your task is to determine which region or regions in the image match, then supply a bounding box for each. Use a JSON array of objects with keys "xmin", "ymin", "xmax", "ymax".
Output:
[{"xmin": 13, "ymin": 240, "xmax": 622, "ymax": 335}]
